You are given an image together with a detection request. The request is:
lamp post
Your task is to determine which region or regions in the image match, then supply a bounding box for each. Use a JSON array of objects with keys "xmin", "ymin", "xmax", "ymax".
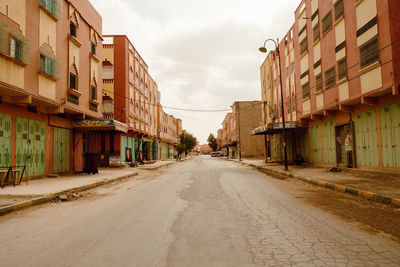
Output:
[{"xmin": 259, "ymin": 38, "xmax": 288, "ymax": 171}]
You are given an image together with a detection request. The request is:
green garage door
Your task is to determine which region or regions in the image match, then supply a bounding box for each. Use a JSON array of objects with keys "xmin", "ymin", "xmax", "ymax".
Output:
[
  {"xmin": 16, "ymin": 118, "xmax": 46, "ymax": 177},
  {"xmin": 160, "ymin": 143, "xmax": 169, "ymax": 159},
  {"xmin": 54, "ymin": 127, "xmax": 70, "ymax": 173},
  {"xmin": 310, "ymin": 124, "xmax": 321, "ymax": 163},
  {"xmin": 299, "ymin": 130, "xmax": 309, "ymax": 161},
  {"xmin": 271, "ymin": 134, "xmax": 281, "ymax": 161},
  {"xmin": 121, "ymin": 136, "xmax": 127, "ymax": 162},
  {"xmin": 380, "ymin": 103, "xmax": 400, "ymax": 168},
  {"xmin": 0, "ymin": 113, "xmax": 12, "ymax": 167},
  {"xmin": 354, "ymin": 109, "xmax": 378, "ymax": 167},
  {"xmin": 323, "ymin": 120, "xmax": 336, "ymax": 164},
  {"xmin": 128, "ymin": 137, "xmax": 135, "ymax": 161}
]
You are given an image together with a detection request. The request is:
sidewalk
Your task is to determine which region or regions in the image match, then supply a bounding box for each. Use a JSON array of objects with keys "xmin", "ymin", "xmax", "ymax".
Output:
[
  {"xmin": 0, "ymin": 159, "xmax": 184, "ymax": 216},
  {"xmin": 137, "ymin": 156, "xmax": 193, "ymax": 170},
  {"xmin": 0, "ymin": 169, "xmax": 138, "ymax": 197},
  {"xmin": 227, "ymin": 158, "xmax": 400, "ymax": 207}
]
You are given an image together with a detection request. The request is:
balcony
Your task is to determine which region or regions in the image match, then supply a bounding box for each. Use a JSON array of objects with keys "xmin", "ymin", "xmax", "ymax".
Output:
[{"xmin": 103, "ymin": 113, "xmax": 114, "ymax": 119}]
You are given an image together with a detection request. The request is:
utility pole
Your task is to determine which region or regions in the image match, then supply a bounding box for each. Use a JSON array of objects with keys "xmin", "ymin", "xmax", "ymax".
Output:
[{"xmin": 237, "ymin": 103, "xmax": 241, "ymax": 161}]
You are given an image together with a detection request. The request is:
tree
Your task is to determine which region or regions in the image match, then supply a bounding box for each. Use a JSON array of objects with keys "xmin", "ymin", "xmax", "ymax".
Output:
[
  {"xmin": 207, "ymin": 134, "xmax": 218, "ymax": 151},
  {"xmin": 175, "ymin": 143, "xmax": 186, "ymax": 160},
  {"xmin": 179, "ymin": 132, "xmax": 197, "ymax": 155}
]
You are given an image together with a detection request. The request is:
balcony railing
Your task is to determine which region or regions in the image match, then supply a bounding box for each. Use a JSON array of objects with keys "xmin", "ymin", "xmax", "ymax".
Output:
[{"xmin": 103, "ymin": 113, "xmax": 114, "ymax": 119}]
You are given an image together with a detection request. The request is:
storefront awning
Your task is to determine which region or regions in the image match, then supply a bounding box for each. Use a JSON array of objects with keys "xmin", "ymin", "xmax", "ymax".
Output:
[
  {"xmin": 73, "ymin": 119, "xmax": 128, "ymax": 133},
  {"xmin": 251, "ymin": 121, "xmax": 299, "ymax": 135}
]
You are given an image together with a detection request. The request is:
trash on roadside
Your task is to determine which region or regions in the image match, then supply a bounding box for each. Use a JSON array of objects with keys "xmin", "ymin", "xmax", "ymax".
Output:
[{"xmin": 328, "ymin": 167, "xmax": 341, "ymax": 173}]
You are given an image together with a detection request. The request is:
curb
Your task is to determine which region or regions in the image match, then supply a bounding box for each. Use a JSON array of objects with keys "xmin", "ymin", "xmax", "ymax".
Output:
[
  {"xmin": 230, "ymin": 159, "xmax": 400, "ymax": 208},
  {"xmin": 138, "ymin": 157, "xmax": 192, "ymax": 170},
  {"xmin": 0, "ymin": 172, "xmax": 138, "ymax": 217},
  {"xmin": 138, "ymin": 161, "xmax": 178, "ymax": 170}
]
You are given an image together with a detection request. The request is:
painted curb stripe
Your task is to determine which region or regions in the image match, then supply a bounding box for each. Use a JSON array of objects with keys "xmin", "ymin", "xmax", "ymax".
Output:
[
  {"xmin": 374, "ymin": 194, "xmax": 392, "ymax": 205},
  {"xmin": 228, "ymin": 159, "xmax": 400, "ymax": 208},
  {"xmin": 392, "ymin": 198, "xmax": 400, "ymax": 207},
  {"xmin": 345, "ymin": 187, "xmax": 359, "ymax": 196},
  {"xmin": 325, "ymin": 183, "xmax": 335, "ymax": 190},
  {"xmin": 358, "ymin": 190, "xmax": 375, "ymax": 200},
  {"xmin": 334, "ymin": 184, "xmax": 347, "ymax": 193}
]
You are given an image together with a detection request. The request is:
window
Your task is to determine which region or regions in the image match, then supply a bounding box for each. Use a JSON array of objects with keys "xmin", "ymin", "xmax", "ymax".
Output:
[
  {"xmin": 337, "ymin": 57, "xmax": 347, "ymax": 80},
  {"xmin": 315, "ymin": 73, "xmax": 323, "ymax": 92},
  {"xmin": 40, "ymin": 0, "xmax": 57, "ymax": 18},
  {"xmin": 292, "ymin": 97, "xmax": 296, "ymax": 112},
  {"xmin": 322, "ymin": 11, "xmax": 332, "ymax": 35},
  {"xmin": 70, "ymin": 22, "xmax": 77, "ymax": 38},
  {"xmin": 10, "ymin": 37, "xmax": 22, "ymax": 61},
  {"xmin": 300, "ymin": 38, "xmax": 308, "ymax": 55},
  {"xmin": 67, "ymin": 94, "xmax": 79, "ymax": 105},
  {"xmin": 69, "ymin": 73, "xmax": 77, "ymax": 89},
  {"xmin": 359, "ymin": 36, "xmax": 379, "ymax": 69},
  {"xmin": 302, "ymin": 82, "xmax": 310, "ymax": 98},
  {"xmin": 89, "ymin": 103, "xmax": 98, "ymax": 112},
  {"xmin": 313, "ymin": 23, "xmax": 320, "ymax": 42},
  {"xmin": 324, "ymin": 67, "xmax": 336, "ymax": 88},
  {"xmin": 291, "ymin": 62, "xmax": 295, "ymax": 73},
  {"xmin": 91, "ymin": 42, "xmax": 96, "ymax": 55},
  {"xmin": 40, "ymin": 54, "xmax": 54, "ymax": 76},
  {"xmin": 90, "ymin": 85, "xmax": 97, "ymax": 100},
  {"xmin": 334, "ymin": 0, "xmax": 344, "ymax": 21}
]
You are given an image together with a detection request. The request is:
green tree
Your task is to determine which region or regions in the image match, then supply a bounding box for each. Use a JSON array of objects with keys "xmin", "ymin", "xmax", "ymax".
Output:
[
  {"xmin": 179, "ymin": 132, "xmax": 197, "ymax": 155},
  {"xmin": 207, "ymin": 134, "xmax": 218, "ymax": 151}
]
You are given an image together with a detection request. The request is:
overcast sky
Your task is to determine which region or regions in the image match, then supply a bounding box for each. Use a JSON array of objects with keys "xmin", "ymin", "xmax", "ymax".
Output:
[{"xmin": 90, "ymin": 0, "xmax": 299, "ymax": 144}]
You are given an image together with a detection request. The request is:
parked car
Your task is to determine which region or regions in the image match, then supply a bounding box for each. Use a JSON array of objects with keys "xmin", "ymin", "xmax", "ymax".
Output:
[
  {"xmin": 211, "ymin": 151, "xmax": 217, "ymax": 157},
  {"xmin": 216, "ymin": 151, "xmax": 223, "ymax": 157}
]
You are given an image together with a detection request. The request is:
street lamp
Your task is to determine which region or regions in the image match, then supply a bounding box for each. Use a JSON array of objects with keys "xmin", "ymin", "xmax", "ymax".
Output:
[{"xmin": 259, "ymin": 38, "xmax": 288, "ymax": 171}]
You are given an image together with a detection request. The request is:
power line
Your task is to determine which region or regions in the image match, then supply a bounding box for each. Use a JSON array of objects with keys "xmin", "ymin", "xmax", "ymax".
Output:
[{"xmin": 102, "ymin": 88, "xmax": 233, "ymax": 112}]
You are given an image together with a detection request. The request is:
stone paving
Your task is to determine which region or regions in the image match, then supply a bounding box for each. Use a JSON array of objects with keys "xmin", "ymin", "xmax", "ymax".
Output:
[{"xmin": 219, "ymin": 161, "xmax": 400, "ymax": 266}]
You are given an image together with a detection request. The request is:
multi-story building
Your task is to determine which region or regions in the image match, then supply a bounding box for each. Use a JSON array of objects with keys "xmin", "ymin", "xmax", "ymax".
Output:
[
  {"xmin": 96, "ymin": 35, "xmax": 164, "ymax": 165},
  {"xmin": 218, "ymin": 102, "xmax": 265, "ymax": 159},
  {"xmin": 232, "ymin": 101, "xmax": 265, "ymax": 159},
  {"xmin": 220, "ymin": 112, "xmax": 235, "ymax": 157},
  {"xmin": 255, "ymin": 0, "xmax": 400, "ymax": 170},
  {"xmin": 158, "ymin": 110, "xmax": 181, "ymax": 160},
  {"xmin": 217, "ymin": 129, "xmax": 224, "ymax": 151},
  {"xmin": 0, "ymin": 0, "xmax": 102, "ymax": 177}
]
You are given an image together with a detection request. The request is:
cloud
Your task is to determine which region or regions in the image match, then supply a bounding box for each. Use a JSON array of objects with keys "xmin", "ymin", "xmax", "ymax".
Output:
[{"xmin": 89, "ymin": 0, "xmax": 300, "ymax": 143}]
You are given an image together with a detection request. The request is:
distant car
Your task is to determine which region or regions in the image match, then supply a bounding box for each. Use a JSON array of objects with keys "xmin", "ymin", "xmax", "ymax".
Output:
[
  {"xmin": 216, "ymin": 151, "xmax": 223, "ymax": 157},
  {"xmin": 211, "ymin": 151, "xmax": 217, "ymax": 157}
]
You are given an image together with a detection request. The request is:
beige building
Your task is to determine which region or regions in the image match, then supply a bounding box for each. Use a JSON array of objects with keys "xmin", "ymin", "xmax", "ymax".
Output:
[
  {"xmin": 0, "ymin": 0, "xmax": 102, "ymax": 177},
  {"xmin": 233, "ymin": 101, "xmax": 265, "ymax": 159}
]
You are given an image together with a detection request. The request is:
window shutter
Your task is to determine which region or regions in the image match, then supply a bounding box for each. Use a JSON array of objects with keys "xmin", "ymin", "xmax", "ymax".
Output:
[
  {"xmin": 315, "ymin": 73, "xmax": 323, "ymax": 92},
  {"xmin": 334, "ymin": 0, "xmax": 344, "ymax": 21},
  {"xmin": 337, "ymin": 57, "xmax": 347, "ymax": 80},
  {"xmin": 313, "ymin": 23, "xmax": 320, "ymax": 42},
  {"xmin": 322, "ymin": 11, "xmax": 332, "ymax": 35},
  {"xmin": 359, "ymin": 36, "xmax": 379, "ymax": 69},
  {"xmin": 0, "ymin": 23, "xmax": 7, "ymax": 55},
  {"xmin": 302, "ymin": 82, "xmax": 310, "ymax": 98},
  {"xmin": 324, "ymin": 67, "xmax": 336, "ymax": 88}
]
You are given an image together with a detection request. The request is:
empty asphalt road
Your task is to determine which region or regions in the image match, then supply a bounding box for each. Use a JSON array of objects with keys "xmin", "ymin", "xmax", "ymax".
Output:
[{"xmin": 1, "ymin": 156, "xmax": 400, "ymax": 266}]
